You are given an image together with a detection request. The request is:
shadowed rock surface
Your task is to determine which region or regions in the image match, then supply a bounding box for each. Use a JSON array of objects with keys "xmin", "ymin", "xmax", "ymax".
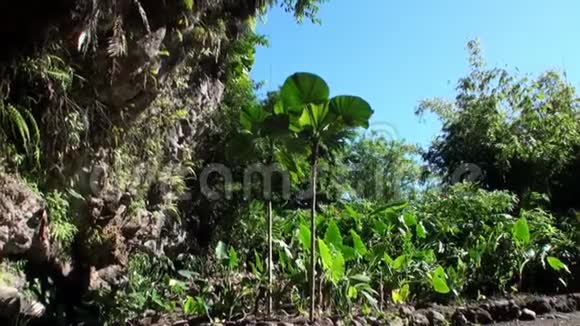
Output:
[{"xmin": 0, "ymin": 173, "xmax": 47, "ymax": 259}]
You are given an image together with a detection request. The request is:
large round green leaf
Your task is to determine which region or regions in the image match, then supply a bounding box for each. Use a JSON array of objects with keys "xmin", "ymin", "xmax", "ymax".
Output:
[
  {"xmin": 280, "ymin": 72, "xmax": 330, "ymax": 113},
  {"xmin": 240, "ymin": 105, "xmax": 266, "ymax": 132},
  {"xmin": 298, "ymin": 103, "xmax": 330, "ymax": 132},
  {"xmin": 329, "ymin": 95, "xmax": 373, "ymax": 128}
]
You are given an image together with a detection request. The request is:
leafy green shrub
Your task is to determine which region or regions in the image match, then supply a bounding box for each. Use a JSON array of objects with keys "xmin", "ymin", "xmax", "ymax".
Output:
[
  {"xmin": 45, "ymin": 190, "xmax": 77, "ymax": 251},
  {"xmin": 411, "ymin": 183, "xmax": 573, "ymax": 297},
  {"xmin": 99, "ymin": 254, "xmax": 177, "ymax": 324},
  {"xmin": 224, "ymin": 182, "xmax": 575, "ymax": 316},
  {"xmin": 88, "ymin": 181, "xmax": 576, "ymax": 322}
]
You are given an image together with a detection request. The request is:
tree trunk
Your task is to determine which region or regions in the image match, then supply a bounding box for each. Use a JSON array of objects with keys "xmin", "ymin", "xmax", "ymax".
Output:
[
  {"xmin": 309, "ymin": 142, "xmax": 319, "ymax": 322},
  {"xmin": 267, "ymin": 199, "xmax": 273, "ymax": 316}
]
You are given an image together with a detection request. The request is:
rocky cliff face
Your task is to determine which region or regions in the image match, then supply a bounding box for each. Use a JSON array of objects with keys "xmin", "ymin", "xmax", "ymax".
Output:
[{"xmin": 0, "ymin": 0, "xmax": 264, "ymax": 317}]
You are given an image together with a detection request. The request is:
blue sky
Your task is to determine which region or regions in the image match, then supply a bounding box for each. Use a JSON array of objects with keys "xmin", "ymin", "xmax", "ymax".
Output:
[{"xmin": 250, "ymin": 0, "xmax": 580, "ymax": 147}]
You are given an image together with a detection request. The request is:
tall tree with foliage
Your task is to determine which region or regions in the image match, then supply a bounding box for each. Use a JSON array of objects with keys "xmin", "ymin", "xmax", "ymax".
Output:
[
  {"xmin": 278, "ymin": 72, "xmax": 373, "ymax": 321},
  {"xmin": 343, "ymin": 134, "xmax": 422, "ymax": 203},
  {"xmin": 417, "ymin": 40, "xmax": 580, "ymax": 211}
]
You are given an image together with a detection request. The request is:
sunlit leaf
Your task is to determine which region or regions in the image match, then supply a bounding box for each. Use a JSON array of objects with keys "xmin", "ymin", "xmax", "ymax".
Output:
[
  {"xmin": 331, "ymin": 250, "xmax": 345, "ymax": 284},
  {"xmin": 183, "ymin": 296, "xmax": 195, "ymax": 314},
  {"xmin": 350, "ymin": 229, "xmax": 368, "ymax": 257},
  {"xmin": 416, "ymin": 222, "xmax": 427, "ymax": 239},
  {"xmin": 318, "ymin": 239, "xmax": 333, "ymax": 272},
  {"xmin": 318, "ymin": 239, "xmax": 345, "ymax": 284},
  {"xmin": 546, "ymin": 256, "xmax": 570, "ymax": 273},
  {"xmin": 392, "ymin": 284, "xmax": 410, "ymax": 304},
  {"xmin": 280, "ymin": 72, "xmax": 329, "ymax": 112},
  {"xmin": 392, "ymin": 255, "xmax": 407, "ymax": 270},
  {"xmin": 298, "ymin": 224, "xmax": 311, "ymax": 252},
  {"xmin": 298, "ymin": 103, "xmax": 329, "ymax": 131},
  {"xmin": 347, "ymin": 286, "xmax": 358, "ymax": 299},
  {"xmin": 512, "ymin": 217, "xmax": 530, "ymax": 245},
  {"xmin": 273, "ymin": 100, "xmax": 285, "ymax": 114},
  {"xmin": 431, "ymin": 266, "xmax": 451, "ymax": 294},
  {"xmin": 324, "ymin": 220, "xmax": 343, "ymax": 249},
  {"xmin": 383, "ymin": 253, "xmax": 394, "ymax": 266},
  {"xmin": 403, "ymin": 211, "xmax": 417, "ymax": 226},
  {"xmin": 329, "ymin": 95, "xmax": 373, "ymax": 128},
  {"xmin": 169, "ymin": 279, "xmax": 185, "ymax": 291},
  {"xmin": 67, "ymin": 189, "xmax": 84, "ymax": 201},
  {"xmin": 228, "ymin": 247, "xmax": 238, "ymax": 270}
]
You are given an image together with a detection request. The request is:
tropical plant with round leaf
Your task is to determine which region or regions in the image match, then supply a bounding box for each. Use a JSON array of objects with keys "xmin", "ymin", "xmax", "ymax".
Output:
[
  {"xmin": 228, "ymin": 92, "xmax": 314, "ymax": 315},
  {"xmin": 227, "ymin": 97, "xmax": 299, "ymax": 316},
  {"xmin": 278, "ymin": 72, "xmax": 373, "ymax": 321}
]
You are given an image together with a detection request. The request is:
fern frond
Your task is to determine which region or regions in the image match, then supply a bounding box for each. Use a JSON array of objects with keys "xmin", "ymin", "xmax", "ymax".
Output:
[
  {"xmin": 46, "ymin": 70, "xmax": 73, "ymax": 84},
  {"xmin": 5, "ymin": 104, "xmax": 31, "ymax": 146},
  {"xmin": 46, "ymin": 190, "xmax": 77, "ymax": 249},
  {"xmin": 0, "ymin": 101, "xmax": 41, "ymax": 163},
  {"xmin": 46, "ymin": 54, "xmax": 66, "ymax": 66},
  {"xmin": 108, "ymin": 16, "xmax": 127, "ymax": 58},
  {"xmin": 22, "ymin": 109, "xmax": 41, "ymax": 164}
]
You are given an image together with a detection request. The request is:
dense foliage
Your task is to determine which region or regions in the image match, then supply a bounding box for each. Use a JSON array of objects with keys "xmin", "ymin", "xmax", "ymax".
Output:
[
  {"xmin": 417, "ymin": 40, "xmax": 580, "ymax": 213},
  {"xmin": 0, "ymin": 3, "xmax": 578, "ymax": 325}
]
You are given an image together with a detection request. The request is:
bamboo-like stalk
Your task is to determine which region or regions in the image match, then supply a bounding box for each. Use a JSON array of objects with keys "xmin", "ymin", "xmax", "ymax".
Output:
[
  {"xmin": 309, "ymin": 141, "xmax": 319, "ymax": 322},
  {"xmin": 267, "ymin": 199, "xmax": 273, "ymax": 316}
]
